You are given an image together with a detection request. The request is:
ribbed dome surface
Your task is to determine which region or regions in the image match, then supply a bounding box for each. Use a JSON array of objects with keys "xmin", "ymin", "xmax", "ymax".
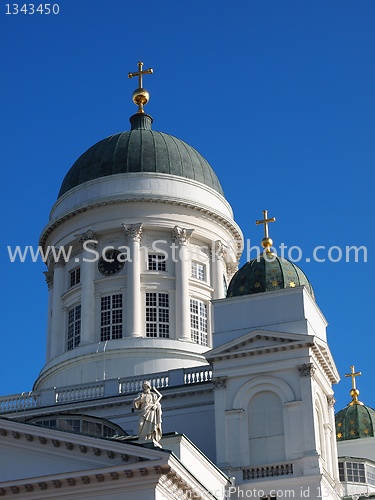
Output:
[
  {"xmin": 335, "ymin": 404, "xmax": 375, "ymax": 441},
  {"xmin": 58, "ymin": 114, "xmax": 224, "ymax": 198},
  {"xmin": 227, "ymin": 254, "xmax": 315, "ymax": 300}
]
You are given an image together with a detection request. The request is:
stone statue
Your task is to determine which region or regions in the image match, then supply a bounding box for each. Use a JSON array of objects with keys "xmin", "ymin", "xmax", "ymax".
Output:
[{"xmin": 133, "ymin": 381, "xmax": 162, "ymax": 443}]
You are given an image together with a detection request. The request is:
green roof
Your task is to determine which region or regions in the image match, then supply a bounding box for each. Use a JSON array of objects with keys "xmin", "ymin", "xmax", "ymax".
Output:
[
  {"xmin": 227, "ymin": 254, "xmax": 315, "ymax": 300},
  {"xmin": 58, "ymin": 113, "xmax": 224, "ymax": 198},
  {"xmin": 335, "ymin": 403, "xmax": 375, "ymax": 441}
]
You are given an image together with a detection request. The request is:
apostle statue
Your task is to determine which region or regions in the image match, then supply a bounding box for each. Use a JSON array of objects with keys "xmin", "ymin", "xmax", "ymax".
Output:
[{"xmin": 133, "ymin": 381, "xmax": 162, "ymax": 443}]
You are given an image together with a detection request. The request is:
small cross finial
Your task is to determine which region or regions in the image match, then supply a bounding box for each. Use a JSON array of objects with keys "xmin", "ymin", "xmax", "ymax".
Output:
[
  {"xmin": 256, "ymin": 210, "xmax": 276, "ymax": 253},
  {"xmin": 128, "ymin": 61, "xmax": 153, "ymax": 113},
  {"xmin": 345, "ymin": 365, "xmax": 363, "ymax": 406}
]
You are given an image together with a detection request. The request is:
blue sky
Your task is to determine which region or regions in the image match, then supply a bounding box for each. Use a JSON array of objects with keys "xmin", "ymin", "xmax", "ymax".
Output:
[{"xmin": 1, "ymin": 0, "xmax": 374, "ymax": 412}]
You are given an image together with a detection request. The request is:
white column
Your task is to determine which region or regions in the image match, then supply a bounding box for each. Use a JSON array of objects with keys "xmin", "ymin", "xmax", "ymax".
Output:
[
  {"xmin": 50, "ymin": 256, "xmax": 65, "ymax": 359},
  {"xmin": 76, "ymin": 231, "xmax": 97, "ymax": 345},
  {"xmin": 43, "ymin": 269, "xmax": 53, "ymax": 362},
  {"xmin": 123, "ymin": 223, "xmax": 143, "ymax": 337},
  {"xmin": 212, "ymin": 240, "xmax": 225, "ymax": 299},
  {"xmin": 173, "ymin": 226, "xmax": 193, "ymax": 341}
]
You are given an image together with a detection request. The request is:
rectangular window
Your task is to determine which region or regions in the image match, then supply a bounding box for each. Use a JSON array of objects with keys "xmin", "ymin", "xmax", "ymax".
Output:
[
  {"xmin": 366, "ymin": 463, "xmax": 375, "ymax": 486},
  {"xmin": 190, "ymin": 299, "xmax": 208, "ymax": 346},
  {"xmin": 67, "ymin": 305, "xmax": 81, "ymax": 350},
  {"xmin": 69, "ymin": 267, "xmax": 81, "ymax": 287},
  {"xmin": 101, "ymin": 294, "xmax": 123, "ymax": 341},
  {"xmin": 345, "ymin": 461, "xmax": 366, "ymax": 483},
  {"xmin": 191, "ymin": 261, "xmax": 205, "ymax": 281},
  {"xmin": 146, "ymin": 292, "xmax": 169, "ymax": 338},
  {"xmin": 148, "ymin": 254, "xmax": 166, "ymax": 272}
]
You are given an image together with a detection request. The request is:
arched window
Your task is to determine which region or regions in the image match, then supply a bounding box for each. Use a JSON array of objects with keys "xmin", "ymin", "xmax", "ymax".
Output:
[
  {"xmin": 315, "ymin": 403, "xmax": 326, "ymax": 463},
  {"xmin": 248, "ymin": 391, "xmax": 286, "ymax": 465}
]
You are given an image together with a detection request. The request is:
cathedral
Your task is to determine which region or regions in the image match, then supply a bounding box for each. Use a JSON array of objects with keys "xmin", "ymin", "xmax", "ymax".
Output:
[{"xmin": 0, "ymin": 63, "xmax": 374, "ymax": 499}]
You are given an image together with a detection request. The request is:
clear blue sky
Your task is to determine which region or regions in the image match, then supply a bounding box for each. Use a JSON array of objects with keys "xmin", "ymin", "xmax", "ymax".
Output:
[{"xmin": 1, "ymin": 0, "xmax": 374, "ymax": 412}]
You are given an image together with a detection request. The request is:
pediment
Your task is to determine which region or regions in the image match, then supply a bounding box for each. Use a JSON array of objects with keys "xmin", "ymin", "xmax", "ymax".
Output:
[
  {"xmin": 0, "ymin": 418, "xmax": 166, "ymax": 483},
  {"xmin": 206, "ymin": 329, "xmax": 314, "ymax": 361}
]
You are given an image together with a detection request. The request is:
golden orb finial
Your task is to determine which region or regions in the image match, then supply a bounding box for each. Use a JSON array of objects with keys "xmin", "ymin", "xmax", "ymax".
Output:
[
  {"xmin": 345, "ymin": 365, "xmax": 364, "ymax": 406},
  {"xmin": 128, "ymin": 61, "xmax": 153, "ymax": 113},
  {"xmin": 256, "ymin": 210, "xmax": 276, "ymax": 255}
]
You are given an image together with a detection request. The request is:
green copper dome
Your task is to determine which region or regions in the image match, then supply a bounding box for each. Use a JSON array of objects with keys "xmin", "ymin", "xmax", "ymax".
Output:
[
  {"xmin": 335, "ymin": 404, "xmax": 375, "ymax": 441},
  {"xmin": 227, "ymin": 254, "xmax": 315, "ymax": 300},
  {"xmin": 58, "ymin": 114, "xmax": 224, "ymax": 198}
]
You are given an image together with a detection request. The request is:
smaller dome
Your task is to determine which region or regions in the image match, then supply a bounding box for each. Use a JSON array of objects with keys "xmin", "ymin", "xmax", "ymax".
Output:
[
  {"xmin": 335, "ymin": 404, "xmax": 375, "ymax": 441},
  {"xmin": 227, "ymin": 254, "xmax": 315, "ymax": 300}
]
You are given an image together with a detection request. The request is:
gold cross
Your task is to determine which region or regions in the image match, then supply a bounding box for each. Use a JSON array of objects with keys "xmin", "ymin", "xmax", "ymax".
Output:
[
  {"xmin": 128, "ymin": 61, "xmax": 153, "ymax": 89},
  {"xmin": 345, "ymin": 365, "xmax": 361, "ymax": 390},
  {"xmin": 256, "ymin": 210, "xmax": 276, "ymax": 239}
]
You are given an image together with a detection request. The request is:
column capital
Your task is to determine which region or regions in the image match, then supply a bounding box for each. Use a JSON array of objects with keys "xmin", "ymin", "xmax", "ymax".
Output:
[
  {"xmin": 212, "ymin": 376, "xmax": 227, "ymax": 389},
  {"xmin": 53, "ymin": 253, "xmax": 66, "ymax": 268},
  {"xmin": 172, "ymin": 226, "xmax": 194, "ymax": 245},
  {"xmin": 75, "ymin": 230, "xmax": 97, "ymax": 249},
  {"xmin": 327, "ymin": 394, "xmax": 336, "ymax": 408},
  {"xmin": 123, "ymin": 222, "xmax": 143, "ymax": 242},
  {"xmin": 43, "ymin": 270, "xmax": 54, "ymax": 289},
  {"xmin": 297, "ymin": 363, "xmax": 316, "ymax": 378},
  {"xmin": 211, "ymin": 239, "xmax": 227, "ymax": 261}
]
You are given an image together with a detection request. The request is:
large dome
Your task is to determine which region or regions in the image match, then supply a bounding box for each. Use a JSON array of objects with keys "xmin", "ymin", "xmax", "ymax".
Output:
[
  {"xmin": 58, "ymin": 114, "xmax": 224, "ymax": 198},
  {"xmin": 227, "ymin": 253, "xmax": 315, "ymax": 300}
]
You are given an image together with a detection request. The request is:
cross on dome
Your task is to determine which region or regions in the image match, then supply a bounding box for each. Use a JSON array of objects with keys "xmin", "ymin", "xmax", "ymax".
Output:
[
  {"xmin": 128, "ymin": 61, "xmax": 154, "ymax": 113},
  {"xmin": 345, "ymin": 365, "xmax": 364, "ymax": 406},
  {"xmin": 256, "ymin": 209, "xmax": 276, "ymax": 254}
]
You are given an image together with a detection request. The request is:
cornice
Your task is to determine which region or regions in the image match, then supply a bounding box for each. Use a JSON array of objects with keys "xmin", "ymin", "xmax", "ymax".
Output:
[
  {"xmin": 39, "ymin": 197, "xmax": 243, "ymax": 257},
  {"xmin": 206, "ymin": 333, "xmax": 314, "ymax": 363},
  {"xmin": 0, "ymin": 421, "xmax": 219, "ymax": 499}
]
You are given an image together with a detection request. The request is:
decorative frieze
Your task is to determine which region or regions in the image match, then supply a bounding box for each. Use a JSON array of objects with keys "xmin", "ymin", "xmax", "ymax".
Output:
[{"xmin": 123, "ymin": 222, "xmax": 143, "ymax": 242}]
